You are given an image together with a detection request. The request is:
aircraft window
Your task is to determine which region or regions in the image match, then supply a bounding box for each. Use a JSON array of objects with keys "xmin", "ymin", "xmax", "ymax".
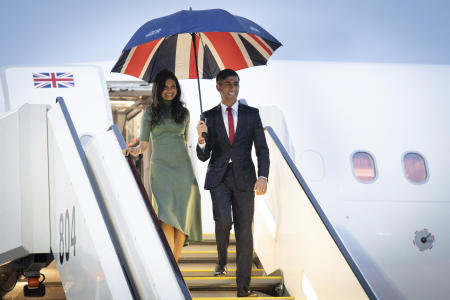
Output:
[
  {"xmin": 403, "ymin": 152, "xmax": 428, "ymax": 183},
  {"xmin": 352, "ymin": 152, "xmax": 376, "ymax": 182}
]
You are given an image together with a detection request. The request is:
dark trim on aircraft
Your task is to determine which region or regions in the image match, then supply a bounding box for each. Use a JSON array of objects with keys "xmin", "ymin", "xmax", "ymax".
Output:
[
  {"xmin": 265, "ymin": 126, "xmax": 378, "ymax": 300},
  {"xmin": 111, "ymin": 125, "xmax": 192, "ymax": 300},
  {"xmin": 56, "ymin": 97, "xmax": 140, "ymax": 300}
]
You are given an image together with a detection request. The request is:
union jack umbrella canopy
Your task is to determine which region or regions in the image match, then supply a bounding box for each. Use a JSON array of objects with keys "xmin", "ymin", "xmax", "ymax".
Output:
[{"xmin": 111, "ymin": 8, "xmax": 282, "ymax": 112}]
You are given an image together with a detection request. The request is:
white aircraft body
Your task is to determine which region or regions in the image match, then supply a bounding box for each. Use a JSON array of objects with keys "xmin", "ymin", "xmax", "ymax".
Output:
[{"xmin": 0, "ymin": 60, "xmax": 449, "ymax": 300}]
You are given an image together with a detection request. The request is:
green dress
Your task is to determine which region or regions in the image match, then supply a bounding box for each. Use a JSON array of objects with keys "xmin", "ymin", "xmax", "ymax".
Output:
[{"xmin": 140, "ymin": 100, "xmax": 202, "ymax": 244}]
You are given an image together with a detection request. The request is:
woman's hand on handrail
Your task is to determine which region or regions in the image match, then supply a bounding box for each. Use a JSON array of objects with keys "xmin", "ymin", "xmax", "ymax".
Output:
[
  {"xmin": 123, "ymin": 141, "xmax": 149, "ymax": 157},
  {"xmin": 123, "ymin": 147, "xmax": 141, "ymax": 157}
]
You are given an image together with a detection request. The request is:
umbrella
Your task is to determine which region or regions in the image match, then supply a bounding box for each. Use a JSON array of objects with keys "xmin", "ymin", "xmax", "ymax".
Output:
[{"xmin": 111, "ymin": 8, "xmax": 282, "ymax": 113}]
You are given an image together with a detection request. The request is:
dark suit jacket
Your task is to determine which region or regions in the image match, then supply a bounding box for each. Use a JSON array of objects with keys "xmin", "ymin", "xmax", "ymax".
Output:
[{"xmin": 196, "ymin": 102, "xmax": 270, "ymax": 191}]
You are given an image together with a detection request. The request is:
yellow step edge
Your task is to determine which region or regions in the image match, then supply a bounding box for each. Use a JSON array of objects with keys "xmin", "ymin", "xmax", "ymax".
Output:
[
  {"xmin": 184, "ymin": 276, "xmax": 282, "ymax": 280},
  {"xmin": 181, "ymin": 250, "xmax": 255, "ymax": 254},
  {"xmin": 192, "ymin": 297, "xmax": 293, "ymax": 300},
  {"xmin": 182, "ymin": 250, "xmax": 236, "ymax": 254},
  {"xmin": 181, "ymin": 269, "xmax": 264, "ymax": 272},
  {"xmin": 203, "ymin": 233, "xmax": 235, "ymax": 236}
]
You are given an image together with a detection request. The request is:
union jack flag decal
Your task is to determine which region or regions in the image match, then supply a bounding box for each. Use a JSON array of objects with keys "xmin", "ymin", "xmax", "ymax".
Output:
[{"xmin": 33, "ymin": 72, "xmax": 75, "ymax": 88}]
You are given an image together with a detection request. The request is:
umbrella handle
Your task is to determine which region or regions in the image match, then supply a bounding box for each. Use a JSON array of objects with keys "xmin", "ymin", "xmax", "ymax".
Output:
[{"xmin": 200, "ymin": 113, "xmax": 207, "ymax": 138}]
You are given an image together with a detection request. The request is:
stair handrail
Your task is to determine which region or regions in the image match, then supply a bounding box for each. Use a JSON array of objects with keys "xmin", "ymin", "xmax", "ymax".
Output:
[
  {"xmin": 56, "ymin": 97, "xmax": 140, "ymax": 299},
  {"xmin": 264, "ymin": 126, "xmax": 377, "ymax": 300},
  {"xmin": 110, "ymin": 125, "xmax": 192, "ymax": 300}
]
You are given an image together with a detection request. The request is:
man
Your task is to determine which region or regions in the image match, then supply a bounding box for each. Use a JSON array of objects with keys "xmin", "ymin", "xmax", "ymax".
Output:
[{"xmin": 196, "ymin": 69, "xmax": 269, "ymax": 297}]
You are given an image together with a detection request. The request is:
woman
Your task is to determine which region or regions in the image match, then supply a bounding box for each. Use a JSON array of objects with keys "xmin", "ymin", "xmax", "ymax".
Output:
[{"xmin": 126, "ymin": 70, "xmax": 202, "ymax": 261}]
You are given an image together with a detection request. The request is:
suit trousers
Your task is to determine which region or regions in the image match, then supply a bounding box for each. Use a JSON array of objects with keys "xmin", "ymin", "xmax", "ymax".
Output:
[{"xmin": 210, "ymin": 163, "xmax": 255, "ymax": 293}]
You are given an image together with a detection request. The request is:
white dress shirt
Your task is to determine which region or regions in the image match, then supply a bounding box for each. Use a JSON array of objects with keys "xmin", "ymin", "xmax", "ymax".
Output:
[{"xmin": 198, "ymin": 100, "xmax": 239, "ymax": 149}]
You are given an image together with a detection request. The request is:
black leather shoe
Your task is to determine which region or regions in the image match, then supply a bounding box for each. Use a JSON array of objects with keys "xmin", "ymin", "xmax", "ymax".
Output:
[
  {"xmin": 237, "ymin": 290, "xmax": 258, "ymax": 297},
  {"xmin": 213, "ymin": 264, "xmax": 227, "ymax": 276}
]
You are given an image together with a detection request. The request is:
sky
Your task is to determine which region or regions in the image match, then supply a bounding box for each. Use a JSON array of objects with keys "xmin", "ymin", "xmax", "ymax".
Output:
[{"xmin": 1, "ymin": 0, "xmax": 450, "ymax": 67}]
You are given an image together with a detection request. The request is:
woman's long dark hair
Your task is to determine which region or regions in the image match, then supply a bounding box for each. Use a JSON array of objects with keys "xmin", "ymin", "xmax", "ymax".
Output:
[{"xmin": 150, "ymin": 69, "xmax": 187, "ymax": 127}]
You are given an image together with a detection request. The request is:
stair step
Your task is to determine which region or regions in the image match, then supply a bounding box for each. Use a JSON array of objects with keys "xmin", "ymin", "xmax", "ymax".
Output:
[
  {"xmin": 184, "ymin": 244, "xmax": 236, "ymax": 252},
  {"xmin": 201, "ymin": 233, "xmax": 236, "ymax": 244},
  {"xmin": 191, "ymin": 289, "xmax": 293, "ymax": 299},
  {"xmin": 180, "ymin": 244, "xmax": 257, "ymax": 262},
  {"xmin": 179, "ymin": 262, "xmax": 263, "ymax": 277},
  {"xmin": 179, "ymin": 250, "xmax": 236, "ymax": 261},
  {"xmin": 185, "ymin": 276, "xmax": 282, "ymax": 289},
  {"xmin": 179, "ymin": 250, "xmax": 257, "ymax": 262},
  {"xmin": 192, "ymin": 297, "xmax": 293, "ymax": 300},
  {"xmin": 181, "ymin": 268, "xmax": 264, "ymax": 277}
]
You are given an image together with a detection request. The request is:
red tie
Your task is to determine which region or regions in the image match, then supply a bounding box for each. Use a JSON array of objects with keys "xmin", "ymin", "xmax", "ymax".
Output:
[{"xmin": 226, "ymin": 107, "xmax": 235, "ymax": 144}]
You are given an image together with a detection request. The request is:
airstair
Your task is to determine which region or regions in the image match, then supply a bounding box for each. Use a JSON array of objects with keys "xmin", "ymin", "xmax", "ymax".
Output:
[{"xmin": 0, "ymin": 102, "xmax": 375, "ymax": 299}]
